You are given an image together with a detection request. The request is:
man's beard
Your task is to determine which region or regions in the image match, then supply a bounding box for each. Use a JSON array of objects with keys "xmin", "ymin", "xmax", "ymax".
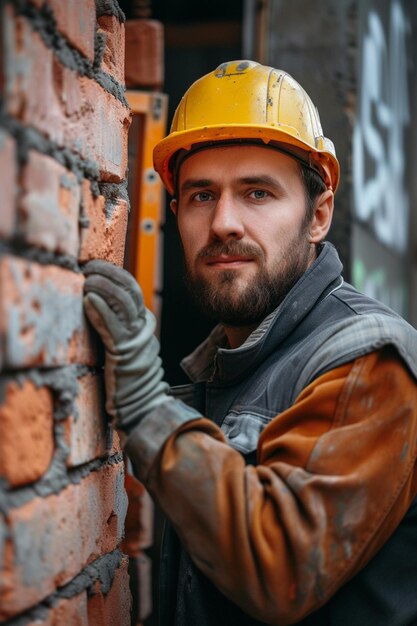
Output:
[{"xmin": 183, "ymin": 228, "xmax": 313, "ymax": 327}]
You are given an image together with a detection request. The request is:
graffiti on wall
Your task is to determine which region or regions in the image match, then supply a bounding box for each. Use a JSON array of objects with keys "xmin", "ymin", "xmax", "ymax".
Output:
[
  {"xmin": 353, "ymin": 0, "xmax": 410, "ymax": 254},
  {"xmin": 353, "ymin": 258, "xmax": 405, "ymax": 313}
]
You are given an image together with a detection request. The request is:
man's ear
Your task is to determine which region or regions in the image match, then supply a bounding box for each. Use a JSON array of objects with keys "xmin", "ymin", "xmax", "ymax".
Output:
[
  {"xmin": 170, "ymin": 198, "xmax": 178, "ymax": 216},
  {"xmin": 309, "ymin": 189, "xmax": 334, "ymax": 243}
]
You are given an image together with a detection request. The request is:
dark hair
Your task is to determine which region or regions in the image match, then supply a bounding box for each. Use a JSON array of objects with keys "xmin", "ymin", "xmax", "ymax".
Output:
[{"xmin": 298, "ymin": 162, "xmax": 327, "ymax": 225}]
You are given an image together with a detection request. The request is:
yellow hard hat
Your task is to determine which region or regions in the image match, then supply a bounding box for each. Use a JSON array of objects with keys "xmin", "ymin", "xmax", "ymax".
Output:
[{"xmin": 153, "ymin": 60, "xmax": 340, "ymax": 195}]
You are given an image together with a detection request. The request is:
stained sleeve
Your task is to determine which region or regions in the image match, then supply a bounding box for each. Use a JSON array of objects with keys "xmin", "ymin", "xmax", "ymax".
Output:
[{"xmin": 125, "ymin": 348, "xmax": 417, "ymax": 625}]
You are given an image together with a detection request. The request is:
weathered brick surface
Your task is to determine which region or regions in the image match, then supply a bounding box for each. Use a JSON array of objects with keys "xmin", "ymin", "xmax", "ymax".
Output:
[
  {"xmin": 26, "ymin": 592, "xmax": 88, "ymax": 625},
  {"xmin": 19, "ymin": 151, "xmax": 80, "ymax": 257},
  {"xmin": 122, "ymin": 474, "xmax": 153, "ymax": 556},
  {"xmin": 125, "ymin": 19, "xmax": 164, "ymax": 89},
  {"xmin": 32, "ymin": 0, "xmax": 97, "ymax": 61},
  {"xmin": 0, "ymin": 462, "xmax": 128, "ymax": 619},
  {"xmin": 0, "ymin": 0, "xmax": 134, "ymax": 622},
  {"xmin": 0, "ymin": 256, "xmax": 96, "ymax": 369},
  {"xmin": 98, "ymin": 15, "xmax": 125, "ymax": 84},
  {"xmin": 0, "ymin": 378, "xmax": 54, "ymax": 487},
  {"xmin": 79, "ymin": 180, "xmax": 128, "ymax": 266},
  {"xmin": 3, "ymin": 8, "xmax": 130, "ymax": 182},
  {"xmin": 87, "ymin": 556, "xmax": 131, "ymax": 626},
  {"xmin": 0, "ymin": 130, "xmax": 17, "ymax": 239},
  {"xmin": 65, "ymin": 373, "xmax": 121, "ymax": 467}
]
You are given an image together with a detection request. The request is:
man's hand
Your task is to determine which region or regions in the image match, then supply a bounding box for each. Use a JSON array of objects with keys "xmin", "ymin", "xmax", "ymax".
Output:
[{"xmin": 83, "ymin": 260, "xmax": 170, "ymax": 433}]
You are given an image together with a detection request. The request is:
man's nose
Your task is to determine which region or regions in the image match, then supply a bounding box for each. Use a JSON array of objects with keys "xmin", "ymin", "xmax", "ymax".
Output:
[{"xmin": 209, "ymin": 194, "xmax": 245, "ymax": 241}]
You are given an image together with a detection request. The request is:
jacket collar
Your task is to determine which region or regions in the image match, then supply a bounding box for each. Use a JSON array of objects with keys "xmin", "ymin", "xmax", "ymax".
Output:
[{"xmin": 181, "ymin": 242, "xmax": 343, "ymax": 384}]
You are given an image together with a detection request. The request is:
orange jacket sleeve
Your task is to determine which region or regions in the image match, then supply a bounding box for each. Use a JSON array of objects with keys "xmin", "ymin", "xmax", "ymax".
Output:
[{"xmin": 126, "ymin": 348, "xmax": 417, "ymax": 625}]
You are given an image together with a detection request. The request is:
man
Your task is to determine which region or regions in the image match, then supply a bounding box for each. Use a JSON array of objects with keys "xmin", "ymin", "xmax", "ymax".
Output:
[{"xmin": 83, "ymin": 61, "xmax": 417, "ymax": 625}]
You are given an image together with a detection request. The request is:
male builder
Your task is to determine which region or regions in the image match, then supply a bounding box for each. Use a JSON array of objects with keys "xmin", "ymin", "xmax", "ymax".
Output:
[{"xmin": 83, "ymin": 61, "xmax": 417, "ymax": 625}]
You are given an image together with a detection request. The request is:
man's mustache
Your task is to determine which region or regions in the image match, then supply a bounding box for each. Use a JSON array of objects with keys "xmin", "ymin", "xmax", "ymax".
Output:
[{"xmin": 197, "ymin": 241, "xmax": 264, "ymax": 261}]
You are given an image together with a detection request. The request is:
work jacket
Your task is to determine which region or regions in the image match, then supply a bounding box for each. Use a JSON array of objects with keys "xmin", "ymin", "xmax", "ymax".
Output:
[{"xmin": 126, "ymin": 242, "xmax": 417, "ymax": 625}]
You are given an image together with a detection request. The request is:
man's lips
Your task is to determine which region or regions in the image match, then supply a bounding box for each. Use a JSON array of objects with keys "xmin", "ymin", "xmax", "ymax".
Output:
[{"xmin": 205, "ymin": 255, "xmax": 254, "ymax": 267}]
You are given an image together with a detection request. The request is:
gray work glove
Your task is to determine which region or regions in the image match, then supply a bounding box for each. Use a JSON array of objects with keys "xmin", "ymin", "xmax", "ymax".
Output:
[{"xmin": 83, "ymin": 260, "xmax": 170, "ymax": 434}]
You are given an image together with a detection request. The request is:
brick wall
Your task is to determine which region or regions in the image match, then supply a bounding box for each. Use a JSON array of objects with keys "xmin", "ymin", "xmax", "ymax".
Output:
[{"xmin": 0, "ymin": 1, "xmax": 132, "ymax": 624}]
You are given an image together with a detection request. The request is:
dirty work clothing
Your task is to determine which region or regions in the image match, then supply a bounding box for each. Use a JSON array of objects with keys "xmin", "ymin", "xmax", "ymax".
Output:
[{"xmin": 125, "ymin": 242, "xmax": 417, "ymax": 625}]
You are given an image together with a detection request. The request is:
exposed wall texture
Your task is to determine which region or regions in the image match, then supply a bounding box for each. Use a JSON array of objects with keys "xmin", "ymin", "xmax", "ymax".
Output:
[
  {"xmin": 0, "ymin": 1, "xmax": 132, "ymax": 623},
  {"xmin": 266, "ymin": 0, "xmax": 416, "ymax": 323},
  {"xmin": 267, "ymin": 0, "xmax": 357, "ymax": 282}
]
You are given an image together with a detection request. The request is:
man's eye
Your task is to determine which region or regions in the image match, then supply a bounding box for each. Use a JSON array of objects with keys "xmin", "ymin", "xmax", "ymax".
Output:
[
  {"xmin": 250, "ymin": 190, "xmax": 269, "ymax": 200},
  {"xmin": 193, "ymin": 192, "xmax": 213, "ymax": 202}
]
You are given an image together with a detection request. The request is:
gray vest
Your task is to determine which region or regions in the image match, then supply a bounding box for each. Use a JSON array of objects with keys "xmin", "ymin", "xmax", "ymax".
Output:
[{"xmin": 163, "ymin": 243, "xmax": 417, "ymax": 626}]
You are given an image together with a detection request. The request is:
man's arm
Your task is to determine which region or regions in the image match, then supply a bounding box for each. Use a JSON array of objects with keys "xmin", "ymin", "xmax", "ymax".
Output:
[
  {"xmin": 126, "ymin": 349, "xmax": 417, "ymax": 624},
  {"xmin": 83, "ymin": 261, "xmax": 417, "ymax": 625}
]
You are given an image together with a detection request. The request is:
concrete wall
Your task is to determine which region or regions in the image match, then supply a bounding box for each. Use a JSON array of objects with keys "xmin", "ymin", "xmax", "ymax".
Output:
[
  {"xmin": 351, "ymin": 0, "xmax": 417, "ymax": 324},
  {"xmin": 266, "ymin": 0, "xmax": 417, "ymax": 324},
  {"xmin": 267, "ymin": 0, "xmax": 356, "ymax": 280},
  {"xmin": 0, "ymin": 1, "xmax": 132, "ymax": 623}
]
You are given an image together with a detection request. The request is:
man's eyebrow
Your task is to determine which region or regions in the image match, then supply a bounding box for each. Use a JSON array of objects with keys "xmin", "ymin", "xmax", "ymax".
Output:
[
  {"xmin": 180, "ymin": 179, "xmax": 213, "ymax": 194},
  {"xmin": 179, "ymin": 175, "xmax": 287, "ymax": 195},
  {"xmin": 238, "ymin": 175, "xmax": 286, "ymax": 192}
]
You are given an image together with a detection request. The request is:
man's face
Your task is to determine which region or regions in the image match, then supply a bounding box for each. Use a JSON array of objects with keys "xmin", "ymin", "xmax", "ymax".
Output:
[{"xmin": 172, "ymin": 145, "xmax": 317, "ymax": 327}]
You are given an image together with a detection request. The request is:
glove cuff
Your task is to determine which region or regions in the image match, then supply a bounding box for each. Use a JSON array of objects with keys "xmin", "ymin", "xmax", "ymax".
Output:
[{"xmin": 124, "ymin": 398, "xmax": 203, "ymax": 483}]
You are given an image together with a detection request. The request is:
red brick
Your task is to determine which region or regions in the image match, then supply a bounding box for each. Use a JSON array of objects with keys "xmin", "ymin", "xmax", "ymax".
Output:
[
  {"xmin": 19, "ymin": 151, "xmax": 80, "ymax": 257},
  {"xmin": 125, "ymin": 20, "xmax": 164, "ymax": 89},
  {"xmin": 26, "ymin": 592, "xmax": 88, "ymax": 625},
  {"xmin": 0, "ymin": 256, "xmax": 96, "ymax": 369},
  {"xmin": 47, "ymin": 0, "xmax": 96, "ymax": 61},
  {"xmin": 0, "ymin": 379, "xmax": 54, "ymax": 487},
  {"xmin": 65, "ymin": 373, "xmax": 121, "ymax": 467},
  {"xmin": 0, "ymin": 462, "xmax": 128, "ymax": 619},
  {"xmin": 3, "ymin": 9, "xmax": 131, "ymax": 182},
  {"xmin": 79, "ymin": 180, "xmax": 128, "ymax": 266},
  {"xmin": 98, "ymin": 15, "xmax": 125, "ymax": 84},
  {"xmin": 0, "ymin": 130, "xmax": 17, "ymax": 239},
  {"xmin": 87, "ymin": 556, "xmax": 131, "ymax": 626},
  {"xmin": 122, "ymin": 473, "xmax": 154, "ymax": 556}
]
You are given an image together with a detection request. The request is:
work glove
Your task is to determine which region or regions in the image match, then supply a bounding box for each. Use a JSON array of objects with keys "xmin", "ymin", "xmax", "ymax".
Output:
[{"xmin": 83, "ymin": 260, "xmax": 170, "ymax": 434}]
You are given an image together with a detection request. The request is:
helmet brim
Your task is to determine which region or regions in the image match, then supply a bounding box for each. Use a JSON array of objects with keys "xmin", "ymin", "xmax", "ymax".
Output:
[{"xmin": 153, "ymin": 124, "xmax": 340, "ymax": 195}]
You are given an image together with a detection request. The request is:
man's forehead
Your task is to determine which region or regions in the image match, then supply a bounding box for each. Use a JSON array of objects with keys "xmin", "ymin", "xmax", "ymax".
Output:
[{"xmin": 178, "ymin": 143, "xmax": 299, "ymax": 178}]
